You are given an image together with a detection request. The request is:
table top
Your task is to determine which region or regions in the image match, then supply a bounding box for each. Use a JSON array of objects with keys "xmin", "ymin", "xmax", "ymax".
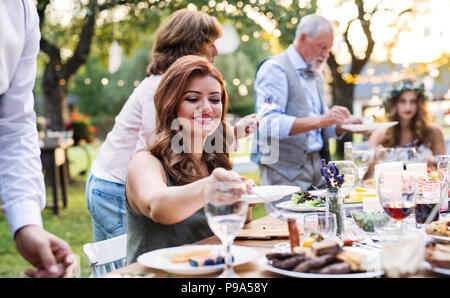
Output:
[{"xmin": 105, "ymin": 215, "xmax": 445, "ymax": 278}]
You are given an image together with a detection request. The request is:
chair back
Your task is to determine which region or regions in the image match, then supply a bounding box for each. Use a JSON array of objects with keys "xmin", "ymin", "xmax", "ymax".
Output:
[{"xmin": 83, "ymin": 234, "xmax": 127, "ymax": 277}]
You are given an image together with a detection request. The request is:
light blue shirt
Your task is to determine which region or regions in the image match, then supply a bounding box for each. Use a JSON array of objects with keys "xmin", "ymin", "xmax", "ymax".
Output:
[{"xmin": 254, "ymin": 44, "xmax": 338, "ymax": 153}]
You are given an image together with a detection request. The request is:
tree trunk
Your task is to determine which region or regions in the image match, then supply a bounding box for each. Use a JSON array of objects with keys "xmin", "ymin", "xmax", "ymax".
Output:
[{"xmin": 42, "ymin": 61, "xmax": 68, "ymax": 131}]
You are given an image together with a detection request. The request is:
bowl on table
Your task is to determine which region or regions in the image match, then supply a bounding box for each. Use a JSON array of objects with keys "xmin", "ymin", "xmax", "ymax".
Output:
[{"xmin": 350, "ymin": 210, "xmax": 391, "ymax": 233}]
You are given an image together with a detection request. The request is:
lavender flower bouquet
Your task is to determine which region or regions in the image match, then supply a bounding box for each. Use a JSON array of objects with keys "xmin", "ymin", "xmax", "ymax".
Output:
[
  {"xmin": 320, "ymin": 159, "xmax": 345, "ymax": 190},
  {"xmin": 320, "ymin": 159, "xmax": 345, "ymax": 235}
]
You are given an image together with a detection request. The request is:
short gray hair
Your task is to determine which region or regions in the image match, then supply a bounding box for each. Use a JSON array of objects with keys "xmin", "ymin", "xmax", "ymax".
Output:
[{"xmin": 294, "ymin": 14, "xmax": 333, "ymax": 41}]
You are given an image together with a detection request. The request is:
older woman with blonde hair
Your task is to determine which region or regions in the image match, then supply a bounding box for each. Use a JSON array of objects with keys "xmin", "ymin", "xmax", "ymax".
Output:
[
  {"xmin": 369, "ymin": 79, "xmax": 445, "ymax": 164},
  {"xmin": 86, "ymin": 9, "xmax": 258, "ymax": 245},
  {"xmin": 125, "ymin": 55, "xmax": 253, "ymax": 264}
]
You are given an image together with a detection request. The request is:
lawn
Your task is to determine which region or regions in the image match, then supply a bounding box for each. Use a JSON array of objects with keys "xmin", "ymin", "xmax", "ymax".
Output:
[{"xmin": 0, "ymin": 143, "xmax": 265, "ymax": 278}]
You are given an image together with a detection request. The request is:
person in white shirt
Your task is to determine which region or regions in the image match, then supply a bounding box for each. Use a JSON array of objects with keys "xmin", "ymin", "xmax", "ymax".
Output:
[
  {"xmin": 0, "ymin": 0, "xmax": 75, "ymax": 278},
  {"xmin": 86, "ymin": 9, "xmax": 258, "ymax": 243}
]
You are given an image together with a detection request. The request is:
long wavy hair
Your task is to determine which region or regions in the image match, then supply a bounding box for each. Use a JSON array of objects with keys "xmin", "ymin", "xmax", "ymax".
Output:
[
  {"xmin": 380, "ymin": 79, "xmax": 432, "ymax": 148},
  {"xmin": 147, "ymin": 9, "xmax": 222, "ymax": 76},
  {"xmin": 149, "ymin": 55, "xmax": 233, "ymax": 185}
]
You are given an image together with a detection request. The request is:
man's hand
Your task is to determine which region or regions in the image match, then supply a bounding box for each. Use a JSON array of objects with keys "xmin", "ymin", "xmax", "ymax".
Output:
[
  {"xmin": 336, "ymin": 116, "xmax": 365, "ymax": 135},
  {"xmin": 15, "ymin": 225, "xmax": 76, "ymax": 278},
  {"xmin": 320, "ymin": 106, "xmax": 352, "ymax": 128}
]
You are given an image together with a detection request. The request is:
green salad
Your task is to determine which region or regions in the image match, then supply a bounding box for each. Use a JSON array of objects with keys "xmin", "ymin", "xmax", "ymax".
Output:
[{"xmin": 289, "ymin": 191, "xmax": 326, "ymax": 208}]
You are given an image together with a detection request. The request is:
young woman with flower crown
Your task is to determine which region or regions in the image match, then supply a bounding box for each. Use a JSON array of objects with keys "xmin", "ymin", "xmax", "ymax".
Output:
[{"xmin": 369, "ymin": 79, "xmax": 445, "ymax": 164}]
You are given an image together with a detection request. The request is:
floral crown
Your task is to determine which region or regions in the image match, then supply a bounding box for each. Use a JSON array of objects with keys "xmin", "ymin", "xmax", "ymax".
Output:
[{"xmin": 382, "ymin": 80, "xmax": 433, "ymax": 108}]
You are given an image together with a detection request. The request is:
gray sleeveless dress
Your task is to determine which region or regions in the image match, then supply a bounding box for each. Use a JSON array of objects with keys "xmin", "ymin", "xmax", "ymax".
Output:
[{"xmin": 125, "ymin": 158, "xmax": 213, "ymax": 264}]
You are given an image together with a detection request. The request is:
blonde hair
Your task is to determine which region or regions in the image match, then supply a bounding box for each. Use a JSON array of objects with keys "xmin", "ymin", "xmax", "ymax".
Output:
[{"xmin": 147, "ymin": 9, "xmax": 222, "ymax": 76}]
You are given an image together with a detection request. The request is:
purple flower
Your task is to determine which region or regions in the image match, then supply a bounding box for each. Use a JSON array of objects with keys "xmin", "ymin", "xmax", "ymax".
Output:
[{"xmin": 320, "ymin": 159, "xmax": 345, "ymax": 189}]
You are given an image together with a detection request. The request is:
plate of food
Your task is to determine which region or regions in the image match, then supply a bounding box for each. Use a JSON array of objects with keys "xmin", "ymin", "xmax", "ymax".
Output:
[
  {"xmin": 276, "ymin": 191, "xmax": 326, "ymax": 212},
  {"xmin": 341, "ymin": 121, "xmax": 398, "ymax": 132},
  {"xmin": 258, "ymin": 239, "xmax": 383, "ymax": 278},
  {"xmin": 424, "ymin": 241, "xmax": 450, "ymax": 275},
  {"xmin": 137, "ymin": 245, "xmax": 259, "ymax": 275},
  {"xmin": 425, "ymin": 218, "xmax": 450, "ymax": 243},
  {"xmin": 243, "ymin": 185, "xmax": 300, "ymax": 204}
]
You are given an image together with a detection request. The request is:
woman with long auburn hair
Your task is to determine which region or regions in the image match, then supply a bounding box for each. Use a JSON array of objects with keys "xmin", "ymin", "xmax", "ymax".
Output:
[
  {"xmin": 85, "ymin": 9, "xmax": 258, "ymax": 248},
  {"xmin": 369, "ymin": 79, "xmax": 445, "ymax": 164},
  {"xmin": 125, "ymin": 56, "xmax": 254, "ymax": 264}
]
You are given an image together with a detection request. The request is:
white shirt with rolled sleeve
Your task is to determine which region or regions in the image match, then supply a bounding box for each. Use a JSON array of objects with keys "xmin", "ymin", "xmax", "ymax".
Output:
[{"xmin": 0, "ymin": 0, "xmax": 45, "ymax": 236}]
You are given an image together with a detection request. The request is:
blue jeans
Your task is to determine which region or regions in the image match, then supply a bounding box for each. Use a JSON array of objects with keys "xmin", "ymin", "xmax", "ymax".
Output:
[{"xmin": 85, "ymin": 172, "xmax": 127, "ymax": 242}]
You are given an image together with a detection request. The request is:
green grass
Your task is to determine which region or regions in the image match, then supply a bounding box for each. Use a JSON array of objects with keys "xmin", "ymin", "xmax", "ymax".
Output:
[{"xmin": 0, "ymin": 145, "xmax": 99, "ymax": 278}]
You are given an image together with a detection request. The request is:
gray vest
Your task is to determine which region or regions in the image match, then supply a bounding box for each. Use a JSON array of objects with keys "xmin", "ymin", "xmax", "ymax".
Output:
[
  {"xmin": 256, "ymin": 50, "xmax": 330, "ymax": 183},
  {"xmin": 125, "ymin": 160, "xmax": 213, "ymax": 265}
]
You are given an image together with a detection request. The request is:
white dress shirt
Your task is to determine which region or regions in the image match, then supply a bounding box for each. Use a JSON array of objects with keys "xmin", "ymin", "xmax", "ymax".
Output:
[{"xmin": 0, "ymin": 0, "xmax": 45, "ymax": 236}]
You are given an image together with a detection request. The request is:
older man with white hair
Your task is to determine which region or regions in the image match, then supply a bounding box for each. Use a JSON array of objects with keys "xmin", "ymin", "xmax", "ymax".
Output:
[{"xmin": 250, "ymin": 14, "xmax": 361, "ymax": 191}]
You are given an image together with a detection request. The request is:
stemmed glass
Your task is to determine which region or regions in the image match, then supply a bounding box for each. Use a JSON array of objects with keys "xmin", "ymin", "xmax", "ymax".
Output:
[
  {"xmin": 204, "ymin": 181, "xmax": 249, "ymax": 278},
  {"xmin": 331, "ymin": 160, "xmax": 357, "ymax": 197},
  {"xmin": 377, "ymin": 171, "xmax": 417, "ymax": 234},
  {"xmin": 437, "ymin": 155, "xmax": 450, "ymax": 212},
  {"xmin": 353, "ymin": 150, "xmax": 373, "ymax": 186},
  {"xmin": 396, "ymin": 147, "xmax": 418, "ymax": 166},
  {"xmin": 375, "ymin": 148, "xmax": 396, "ymax": 164}
]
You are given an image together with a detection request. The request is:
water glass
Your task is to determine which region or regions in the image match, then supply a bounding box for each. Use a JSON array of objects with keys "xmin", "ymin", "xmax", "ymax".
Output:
[
  {"xmin": 303, "ymin": 212, "xmax": 337, "ymax": 240},
  {"xmin": 353, "ymin": 150, "xmax": 373, "ymax": 185},
  {"xmin": 204, "ymin": 181, "xmax": 249, "ymax": 278},
  {"xmin": 379, "ymin": 229, "xmax": 425, "ymax": 278}
]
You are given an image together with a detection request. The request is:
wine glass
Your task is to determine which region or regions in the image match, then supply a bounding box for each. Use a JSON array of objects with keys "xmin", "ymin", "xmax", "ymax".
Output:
[
  {"xmin": 396, "ymin": 147, "xmax": 418, "ymax": 166},
  {"xmin": 331, "ymin": 160, "xmax": 357, "ymax": 197},
  {"xmin": 377, "ymin": 171, "xmax": 417, "ymax": 234},
  {"xmin": 204, "ymin": 181, "xmax": 249, "ymax": 278},
  {"xmin": 353, "ymin": 150, "xmax": 373, "ymax": 186},
  {"xmin": 375, "ymin": 147, "xmax": 396, "ymax": 164},
  {"xmin": 437, "ymin": 155, "xmax": 450, "ymax": 212}
]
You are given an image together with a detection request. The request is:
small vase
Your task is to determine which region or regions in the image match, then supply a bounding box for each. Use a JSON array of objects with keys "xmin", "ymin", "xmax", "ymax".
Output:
[{"xmin": 326, "ymin": 187, "xmax": 345, "ymax": 236}]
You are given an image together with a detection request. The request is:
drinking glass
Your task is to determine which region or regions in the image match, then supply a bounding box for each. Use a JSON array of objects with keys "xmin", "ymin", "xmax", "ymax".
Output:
[
  {"xmin": 377, "ymin": 171, "xmax": 417, "ymax": 234},
  {"xmin": 396, "ymin": 147, "xmax": 418, "ymax": 166},
  {"xmin": 379, "ymin": 228, "xmax": 425, "ymax": 277},
  {"xmin": 303, "ymin": 213, "xmax": 337, "ymax": 240},
  {"xmin": 437, "ymin": 155, "xmax": 450, "ymax": 212},
  {"xmin": 375, "ymin": 147, "xmax": 396, "ymax": 164},
  {"xmin": 204, "ymin": 181, "xmax": 249, "ymax": 278},
  {"xmin": 331, "ymin": 160, "xmax": 357, "ymax": 197},
  {"xmin": 414, "ymin": 180, "xmax": 440, "ymax": 228},
  {"xmin": 353, "ymin": 150, "xmax": 373, "ymax": 186}
]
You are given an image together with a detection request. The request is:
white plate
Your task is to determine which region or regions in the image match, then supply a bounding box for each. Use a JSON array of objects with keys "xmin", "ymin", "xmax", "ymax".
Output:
[
  {"xmin": 423, "ymin": 262, "xmax": 450, "ymax": 276},
  {"xmin": 428, "ymin": 234, "xmax": 450, "ymax": 244},
  {"xmin": 308, "ymin": 189, "xmax": 326, "ymax": 197},
  {"xmin": 258, "ymin": 247, "xmax": 384, "ymax": 278},
  {"xmin": 137, "ymin": 245, "xmax": 259, "ymax": 275},
  {"xmin": 341, "ymin": 121, "xmax": 398, "ymax": 132},
  {"xmin": 276, "ymin": 201, "xmax": 326, "ymax": 212},
  {"xmin": 243, "ymin": 185, "xmax": 300, "ymax": 204}
]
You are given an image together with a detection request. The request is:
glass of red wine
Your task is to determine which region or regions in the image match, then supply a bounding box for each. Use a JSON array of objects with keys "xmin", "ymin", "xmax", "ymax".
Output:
[
  {"xmin": 377, "ymin": 171, "xmax": 417, "ymax": 235},
  {"xmin": 414, "ymin": 179, "xmax": 440, "ymax": 228}
]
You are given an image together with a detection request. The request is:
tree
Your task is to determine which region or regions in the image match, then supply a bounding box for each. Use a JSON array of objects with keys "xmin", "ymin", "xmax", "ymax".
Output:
[{"xmin": 36, "ymin": 0, "xmax": 315, "ymax": 130}]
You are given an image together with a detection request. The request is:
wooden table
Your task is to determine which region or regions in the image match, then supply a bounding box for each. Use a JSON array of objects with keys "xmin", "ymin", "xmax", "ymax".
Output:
[
  {"xmin": 40, "ymin": 137, "xmax": 73, "ymax": 215},
  {"xmin": 105, "ymin": 215, "xmax": 445, "ymax": 278}
]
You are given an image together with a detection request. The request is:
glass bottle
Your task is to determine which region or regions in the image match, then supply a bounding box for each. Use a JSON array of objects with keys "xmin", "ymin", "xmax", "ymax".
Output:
[{"xmin": 344, "ymin": 142, "xmax": 354, "ymax": 161}]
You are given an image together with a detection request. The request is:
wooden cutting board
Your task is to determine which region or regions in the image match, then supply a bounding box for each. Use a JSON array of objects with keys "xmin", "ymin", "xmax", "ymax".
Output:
[{"xmin": 236, "ymin": 218, "xmax": 290, "ymax": 239}]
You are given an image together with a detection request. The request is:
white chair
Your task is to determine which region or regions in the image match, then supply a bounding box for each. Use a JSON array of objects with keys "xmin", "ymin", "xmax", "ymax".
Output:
[{"xmin": 83, "ymin": 234, "xmax": 127, "ymax": 277}]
